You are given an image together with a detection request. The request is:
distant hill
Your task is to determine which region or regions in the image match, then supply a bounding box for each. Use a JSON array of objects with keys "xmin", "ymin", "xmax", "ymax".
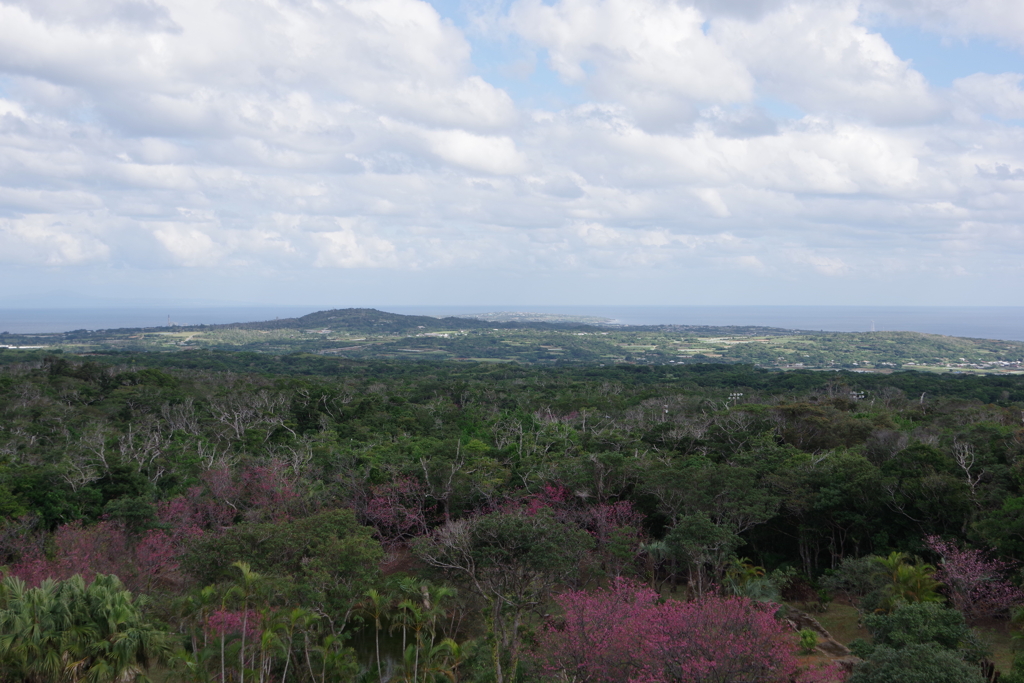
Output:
[
  {"xmin": 205, "ymin": 308, "xmax": 481, "ymax": 334},
  {"xmin": 3, "ymin": 308, "xmax": 1022, "ymax": 374},
  {"xmin": 203, "ymin": 308, "xmax": 606, "ymax": 335},
  {"xmin": 203, "ymin": 308, "xmax": 804, "ymax": 337}
]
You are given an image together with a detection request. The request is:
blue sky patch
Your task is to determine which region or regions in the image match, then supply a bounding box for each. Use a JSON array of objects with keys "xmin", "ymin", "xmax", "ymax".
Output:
[{"xmin": 878, "ymin": 26, "xmax": 1024, "ymax": 86}]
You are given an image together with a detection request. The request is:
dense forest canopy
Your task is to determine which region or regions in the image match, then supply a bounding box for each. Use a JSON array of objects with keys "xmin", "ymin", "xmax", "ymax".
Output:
[{"xmin": 2, "ymin": 347, "xmax": 1024, "ymax": 682}]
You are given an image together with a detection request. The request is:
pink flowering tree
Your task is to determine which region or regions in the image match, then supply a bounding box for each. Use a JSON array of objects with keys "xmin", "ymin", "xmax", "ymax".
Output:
[
  {"xmin": 8, "ymin": 521, "xmax": 130, "ymax": 586},
  {"xmin": 240, "ymin": 461, "xmax": 301, "ymax": 522},
  {"xmin": 924, "ymin": 535, "xmax": 1024, "ymax": 621},
  {"xmin": 7, "ymin": 520, "xmax": 183, "ymax": 593},
  {"xmin": 363, "ymin": 476, "xmax": 429, "ymax": 547},
  {"xmin": 535, "ymin": 579, "xmax": 845, "ymax": 683},
  {"xmin": 155, "ymin": 462, "xmax": 301, "ymax": 536},
  {"xmin": 521, "ymin": 483, "xmax": 572, "ymax": 517},
  {"xmin": 134, "ymin": 529, "xmax": 179, "ymax": 591},
  {"xmin": 206, "ymin": 608, "xmax": 263, "ymax": 642},
  {"xmin": 156, "ymin": 496, "xmax": 206, "ymax": 543},
  {"xmin": 173, "ymin": 467, "xmax": 243, "ymax": 531}
]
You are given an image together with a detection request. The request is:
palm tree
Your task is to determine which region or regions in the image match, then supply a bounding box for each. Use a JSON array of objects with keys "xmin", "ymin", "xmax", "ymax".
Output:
[
  {"xmin": 256, "ymin": 624, "xmax": 281, "ymax": 683},
  {"xmin": 877, "ymin": 551, "xmax": 910, "ymax": 577},
  {"xmin": 0, "ymin": 577, "xmax": 68, "ymax": 683},
  {"xmin": 275, "ymin": 608, "xmax": 317, "ymax": 683},
  {"xmin": 875, "ymin": 551, "xmax": 943, "ymax": 611},
  {"xmin": 358, "ymin": 589, "xmax": 393, "ymax": 683},
  {"xmin": 171, "ymin": 646, "xmax": 217, "ymax": 683},
  {"xmin": 229, "ymin": 561, "xmax": 263, "ymax": 683},
  {"xmin": 0, "ymin": 574, "xmax": 171, "ymax": 683},
  {"xmin": 391, "ymin": 580, "xmax": 457, "ymax": 649},
  {"xmin": 892, "ymin": 562, "xmax": 943, "ymax": 603},
  {"xmin": 218, "ymin": 588, "xmax": 230, "ymax": 683},
  {"xmin": 174, "ymin": 585, "xmax": 219, "ymax": 654},
  {"xmin": 422, "ymin": 638, "xmax": 468, "ymax": 683},
  {"xmin": 70, "ymin": 574, "xmax": 172, "ymax": 683},
  {"xmin": 423, "ymin": 585, "xmax": 457, "ymax": 642},
  {"xmin": 389, "ymin": 576, "xmax": 423, "ymax": 650},
  {"xmin": 308, "ymin": 633, "xmax": 357, "ymax": 683},
  {"xmin": 393, "ymin": 599, "xmax": 429, "ymax": 683},
  {"xmin": 639, "ymin": 540, "xmax": 671, "ymax": 591}
]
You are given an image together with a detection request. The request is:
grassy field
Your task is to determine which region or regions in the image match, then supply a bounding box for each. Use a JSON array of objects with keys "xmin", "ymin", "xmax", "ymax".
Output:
[
  {"xmin": 976, "ymin": 620, "xmax": 1017, "ymax": 672},
  {"xmin": 809, "ymin": 602, "xmax": 870, "ymax": 647},
  {"xmin": 807, "ymin": 601, "xmax": 1018, "ymax": 673}
]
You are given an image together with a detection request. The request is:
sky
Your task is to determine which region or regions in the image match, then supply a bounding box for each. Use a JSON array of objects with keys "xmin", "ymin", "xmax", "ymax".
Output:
[{"xmin": 1, "ymin": 0, "xmax": 1024, "ymax": 308}]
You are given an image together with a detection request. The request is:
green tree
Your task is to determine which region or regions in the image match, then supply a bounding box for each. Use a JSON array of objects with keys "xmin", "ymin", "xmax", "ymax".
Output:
[
  {"xmin": 821, "ymin": 555, "xmax": 888, "ymax": 608},
  {"xmin": 768, "ymin": 449, "xmax": 884, "ymax": 575},
  {"xmin": 415, "ymin": 509, "xmax": 593, "ymax": 683},
  {"xmin": 646, "ymin": 461, "xmax": 779, "ymax": 590},
  {"xmin": 665, "ymin": 511, "xmax": 742, "ymax": 596},
  {"xmin": 181, "ymin": 509, "xmax": 382, "ymax": 621},
  {"xmin": 976, "ymin": 496, "xmax": 1024, "ymax": 557}
]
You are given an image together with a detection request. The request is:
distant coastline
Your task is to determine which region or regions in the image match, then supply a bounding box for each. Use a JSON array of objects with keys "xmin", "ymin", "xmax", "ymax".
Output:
[{"xmin": 1, "ymin": 305, "xmax": 1023, "ymax": 342}]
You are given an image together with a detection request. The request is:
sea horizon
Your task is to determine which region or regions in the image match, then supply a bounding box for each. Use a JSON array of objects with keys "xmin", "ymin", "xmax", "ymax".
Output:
[{"xmin": 1, "ymin": 304, "xmax": 1023, "ymax": 342}]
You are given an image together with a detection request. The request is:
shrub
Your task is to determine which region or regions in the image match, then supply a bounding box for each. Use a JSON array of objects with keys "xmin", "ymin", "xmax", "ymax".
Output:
[
  {"xmin": 848, "ymin": 644, "xmax": 985, "ymax": 683},
  {"xmin": 799, "ymin": 628, "xmax": 819, "ymax": 654},
  {"xmin": 821, "ymin": 555, "xmax": 888, "ymax": 606},
  {"xmin": 862, "ymin": 602, "xmax": 987, "ymax": 663}
]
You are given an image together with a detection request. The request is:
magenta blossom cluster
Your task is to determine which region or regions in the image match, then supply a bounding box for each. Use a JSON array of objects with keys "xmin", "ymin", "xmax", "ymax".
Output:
[
  {"xmin": 925, "ymin": 535, "xmax": 1024, "ymax": 621},
  {"xmin": 536, "ymin": 578, "xmax": 845, "ymax": 683}
]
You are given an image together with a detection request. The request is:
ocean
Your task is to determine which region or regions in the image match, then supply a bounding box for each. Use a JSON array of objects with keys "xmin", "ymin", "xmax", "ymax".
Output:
[
  {"xmin": 0, "ymin": 307, "xmax": 316, "ymax": 335},
  {"xmin": 395, "ymin": 305, "xmax": 1024, "ymax": 341},
  {"xmin": 2, "ymin": 305, "xmax": 1023, "ymax": 342}
]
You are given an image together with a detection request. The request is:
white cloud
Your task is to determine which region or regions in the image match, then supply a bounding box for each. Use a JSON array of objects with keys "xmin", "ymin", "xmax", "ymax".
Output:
[
  {"xmin": 1, "ymin": 0, "xmax": 1024, "ymax": 305},
  {"xmin": 788, "ymin": 250, "xmax": 851, "ymax": 276},
  {"xmin": 509, "ymin": 0, "xmax": 754, "ymax": 128},
  {"xmin": 421, "ymin": 129, "xmax": 528, "ymax": 175},
  {"xmin": 508, "ymin": 0, "xmax": 938, "ymax": 126},
  {"xmin": 563, "ymin": 220, "xmax": 746, "ymax": 268},
  {"xmin": 575, "ymin": 221, "xmax": 621, "ymax": 247},
  {"xmin": 953, "ymin": 73, "xmax": 1024, "ymax": 120},
  {"xmin": 711, "ymin": 1, "xmax": 938, "ymax": 123},
  {"xmin": 728, "ymin": 254, "xmax": 768, "ymax": 271},
  {"xmin": 0, "ymin": 0, "xmax": 515, "ymax": 133},
  {"xmin": 151, "ymin": 223, "xmax": 224, "ymax": 267},
  {"xmin": 693, "ymin": 188, "xmax": 731, "ymax": 217},
  {"xmin": 312, "ymin": 223, "xmax": 398, "ymax": 268},
  {"xmin": 0, "ymin": 215, "xmax": 110, "ymax": 265},
  {"xmin": 0, "ymin": 98, "xmax": 26, "ymax": 118}
]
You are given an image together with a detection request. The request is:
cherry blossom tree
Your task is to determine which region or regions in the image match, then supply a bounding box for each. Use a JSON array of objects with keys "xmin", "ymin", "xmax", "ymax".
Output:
[
  {"xmin": 7, "ymin": 520, "xmax": 182, "ymax": 593},
  {"xmin": 240, "ymin": 460, "xmax": 300, "ymax": 522},
  {"xmin": 535, "ymin": 578, "xmax": 845, "ymax": 683},
  {"xmin": 924, "ymin": 535, "xmax": 1024, "ymax": 620},
  {"xmin": 364, "ymin": 476, "xmax": 430, "ymax": 547}
]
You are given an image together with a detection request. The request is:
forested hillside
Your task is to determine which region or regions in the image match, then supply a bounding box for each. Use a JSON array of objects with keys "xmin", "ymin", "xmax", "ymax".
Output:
[
  {"xmin": 5, "ymin": 307, "xmax": 1023, "ymax": 372},
  {"xmin": 2, "ymin": 353, "xmax": 1024, "ymax": 682}
]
